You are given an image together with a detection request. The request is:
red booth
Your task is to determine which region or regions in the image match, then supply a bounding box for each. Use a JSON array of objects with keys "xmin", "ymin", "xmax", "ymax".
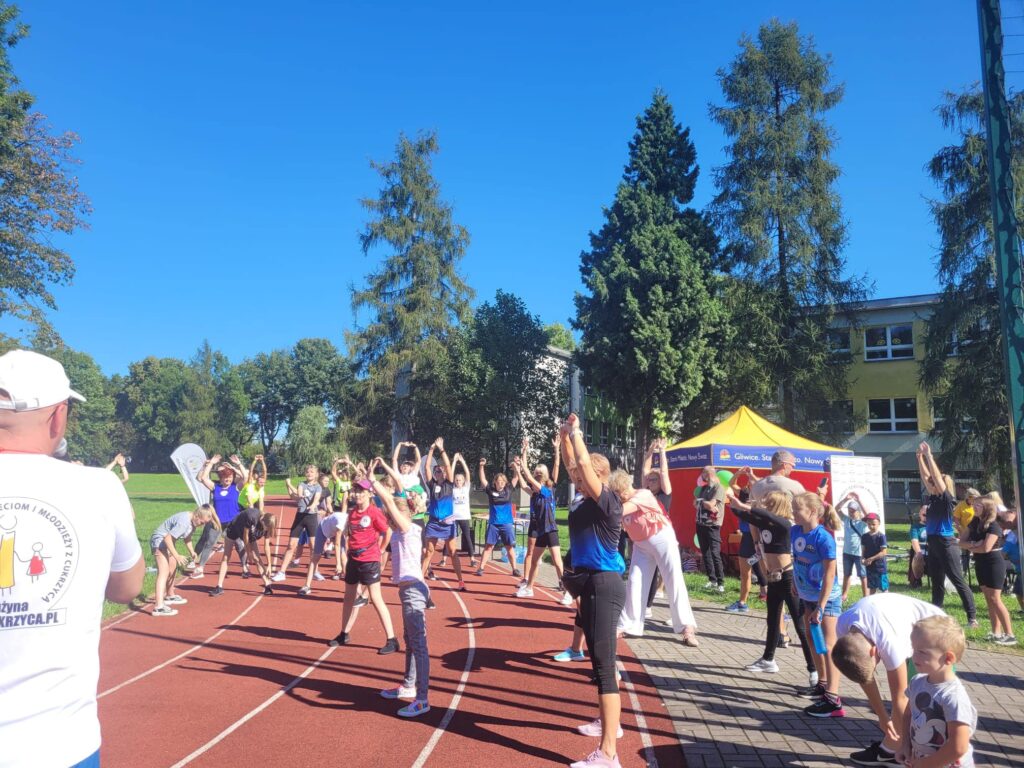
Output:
[{"xmin": 660, "ymin": 406, "xmax": 852, "ymax": 550}]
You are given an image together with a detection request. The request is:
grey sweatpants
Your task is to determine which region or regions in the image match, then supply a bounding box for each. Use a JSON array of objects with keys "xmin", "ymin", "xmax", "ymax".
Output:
[{"xmin": 399, "ymin": 580, "xmax": 430, "ymax": 701}]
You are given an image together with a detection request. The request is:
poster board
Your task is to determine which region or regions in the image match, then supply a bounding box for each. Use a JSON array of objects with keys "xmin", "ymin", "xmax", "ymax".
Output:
[{"xmin": 828, "ymin": 454, "xmax": 885, "ymax": 554}]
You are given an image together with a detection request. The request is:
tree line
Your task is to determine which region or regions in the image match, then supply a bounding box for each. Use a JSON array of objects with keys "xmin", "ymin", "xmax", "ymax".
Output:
[{"xmin": 0, "ymin": 8, "xmax": 1014, "ymax": 486}]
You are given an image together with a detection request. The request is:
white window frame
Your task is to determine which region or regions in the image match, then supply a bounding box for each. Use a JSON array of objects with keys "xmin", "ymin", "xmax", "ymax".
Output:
[
  {"xmin": 864, "ymin": 324, "xmax": 914, "ymax": 361},
  {"xmin": 868, "ymin": 397, "xmax": 918, "ymax": 433},
  {"xmin": 886, "ymin": 471, "xmax": 923, "ymax": 503}
]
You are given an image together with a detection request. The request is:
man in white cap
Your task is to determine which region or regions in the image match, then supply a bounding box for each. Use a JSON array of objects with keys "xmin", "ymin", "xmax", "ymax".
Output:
[{"xmin": 0, "ymin": 349, "xmax": 143, "ymax": 768}]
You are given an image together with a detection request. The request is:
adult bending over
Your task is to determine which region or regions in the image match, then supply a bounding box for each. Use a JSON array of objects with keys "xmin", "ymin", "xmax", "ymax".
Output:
[
  {"xmin": 560, "ymin": 413, "xmax": 625, "ymax": 768},
  {"xmin": 917, "ymin": 442, "xmax": 977, "ymax": 626}
]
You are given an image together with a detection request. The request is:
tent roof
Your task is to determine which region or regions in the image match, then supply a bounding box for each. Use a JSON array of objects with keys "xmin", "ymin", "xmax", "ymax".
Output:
[{"xmin": 667, "ymin": 406, "xmax": 850, "ymax": 454}]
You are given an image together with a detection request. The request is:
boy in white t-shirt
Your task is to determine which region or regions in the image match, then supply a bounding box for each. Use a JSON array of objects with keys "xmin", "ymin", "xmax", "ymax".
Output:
[{"xmin": 832, "ymin": 593, "xmax": 946, "ymax": 765}]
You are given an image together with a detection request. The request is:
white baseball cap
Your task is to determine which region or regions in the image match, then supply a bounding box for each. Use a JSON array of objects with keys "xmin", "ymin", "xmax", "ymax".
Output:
[{"xmin": 0, "ymin": 349, "xmax": 86, "ymax": 411}]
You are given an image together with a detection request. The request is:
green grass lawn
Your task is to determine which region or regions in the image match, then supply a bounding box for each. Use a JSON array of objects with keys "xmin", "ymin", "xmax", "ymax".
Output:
[{"xmin": 112, "ymin": 478, "xmax": 1024, "ymax": 655}]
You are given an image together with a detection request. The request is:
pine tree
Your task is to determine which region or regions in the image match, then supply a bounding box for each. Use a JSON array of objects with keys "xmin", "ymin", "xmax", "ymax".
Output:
[
  {"xmin": 919, "ymin": 88, "xmax": 1024, "ymax": 489},
  {"xmin": 574, "ymin": 90, "xmax": 720, "ymax": 473},
  {"xmin": 348, "ymin": 132, "xmax": 472, "ymax": 442},
  {"xmin": 710, "ymin": 20, "xmax": 867, "ymax": 433}
]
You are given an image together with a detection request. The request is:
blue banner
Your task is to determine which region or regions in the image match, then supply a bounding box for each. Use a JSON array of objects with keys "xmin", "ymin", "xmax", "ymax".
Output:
[{"xmin": 666, "ymin": 443, "xmax": 851, "ymax": 471}]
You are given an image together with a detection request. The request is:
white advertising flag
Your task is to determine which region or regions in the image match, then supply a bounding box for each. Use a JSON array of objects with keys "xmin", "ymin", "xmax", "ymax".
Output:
[
  {"xmin": 170, "ymin": 443, "xmax": 210, "ymax": 508},
  {"xmin": 829, "ymin": 454, "xmax": 885, "ymax": 554}
]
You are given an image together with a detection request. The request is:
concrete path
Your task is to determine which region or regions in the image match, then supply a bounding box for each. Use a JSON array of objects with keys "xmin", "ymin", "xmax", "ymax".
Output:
[{"xmin": 626, "ymin": 596, "xmax": 1024, "ymax": 767}]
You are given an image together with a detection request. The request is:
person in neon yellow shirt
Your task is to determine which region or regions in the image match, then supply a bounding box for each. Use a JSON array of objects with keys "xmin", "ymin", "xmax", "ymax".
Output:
[{"xmin": 953, "ymin": 487, "xmax": 980, "ymax": 576}]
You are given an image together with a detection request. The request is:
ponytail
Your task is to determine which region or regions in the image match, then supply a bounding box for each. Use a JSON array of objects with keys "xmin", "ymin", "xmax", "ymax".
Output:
[{"xmin": 195, "ymin": 503, "xmax": 222, "ymax": 532}]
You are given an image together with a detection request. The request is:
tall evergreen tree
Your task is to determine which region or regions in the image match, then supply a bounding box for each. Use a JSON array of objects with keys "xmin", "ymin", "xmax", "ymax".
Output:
[
  {"xmin": 0, "ymin": 4, "xmax": 90, "ymax": 339},
  {"xmin": 574, "ymin": 90, "xmax": 720, "ymax": 473},
  {"xmin": 919, "ymin": 88, "xmax": 1024, "ymax": 490},
  {"xmin": 348, "ymin": 132, "xmax": 472, "ymax": 442},
  {"xmin": 710, "ymin": 20, "xmax": 867, "ymax": 433}
]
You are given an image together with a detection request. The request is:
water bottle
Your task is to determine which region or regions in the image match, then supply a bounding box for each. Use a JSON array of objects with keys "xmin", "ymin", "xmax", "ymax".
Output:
[{"xmin": 810, "ymin": 620, "xmax": 828, "ymax": 655}]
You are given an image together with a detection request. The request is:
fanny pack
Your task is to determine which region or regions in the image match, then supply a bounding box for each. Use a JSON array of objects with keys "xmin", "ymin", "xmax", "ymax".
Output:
[
  {"xmin": 561, "ymin": 567, "xmax": 592, "ymax": 598},
  {"xmin": 767, "ymin": 565, "xmax": 793, "ymax": 583},
  {"xmin": 349, "ymin": 545, "xmax": 372, "ymax": 559}
]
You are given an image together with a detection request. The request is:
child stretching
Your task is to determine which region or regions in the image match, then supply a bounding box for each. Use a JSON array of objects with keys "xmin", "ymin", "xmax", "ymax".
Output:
[
  {"xmin": 896, "ymin": 615, "xmax": 977, "ymax": 768},
  {"xmin": 792, "ymin": 492, "xmax": 844, "ymax": 717},
  {"xmin": 150, "ymin": 505, "xmax": 218, "ymax": 616},
  {"xmin": 369, "ymin": 459, "xmax": 432, "ymax": 717},
  {"xmin": 861, "ymin": 513, "xmax": 889, "ymax": 595},
  {"xmin": 210, "ymin": 508, "xmax": 276, "ymax": 597},
  {"xmin": 298, "ymin": 493, "xmax": 348, "ymax": 596}
]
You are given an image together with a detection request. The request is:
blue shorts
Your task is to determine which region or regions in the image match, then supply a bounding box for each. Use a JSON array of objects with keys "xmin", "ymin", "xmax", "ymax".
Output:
[
  {"xmin": 424, "ymin": 520, "xmax": 456, "ymax": 541},
  {"xmin": 803, "ymin": 595, "xmax": 843, "ymax": 619},
  {"xmin": 485, "ymin": 523, "xmax": 516, "ymax": 547},
  {"xmin": 843, "ymin": 553, "xmax": 866, "ymax": 579},
  {"xmin": 867, "ymin": 570, "xmax": 889, "ymax": 591}
]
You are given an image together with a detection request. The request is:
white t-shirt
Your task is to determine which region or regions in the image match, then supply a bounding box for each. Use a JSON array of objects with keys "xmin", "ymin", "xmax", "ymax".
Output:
[
  {"xmin": 391, "ymin": 524, "xmax": 425, "ymax": 584},
  {"xmin": 399, "ymin": 471, "xmax": 422, "ymax": 491},
  {"xmin": 749, "ymin": 473, "xmax": 808, "ymax": 505},
  {"xmin": 319, "ymin": 511, "xmax": 348, "ymax": 540},
  {"xmin": 451, "ymin": 485, "xmax": 471, "ymax": 521},
  {"xmin": 0, "ymin": 454, "xmax": 142, "ymax": 768},
  {"xmin": 836, "ymin": 593, "xmax": 946, "ymax": 671}
]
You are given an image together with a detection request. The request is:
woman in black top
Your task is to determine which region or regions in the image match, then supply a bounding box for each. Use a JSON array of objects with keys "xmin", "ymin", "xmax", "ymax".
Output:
[
  {"xmin": 732, "ymin": 489, "xmax": 816, "ymax": 683},
  {"xmin": 961, "ymin": 498, "xmax": 1015, "ymax": 644}
]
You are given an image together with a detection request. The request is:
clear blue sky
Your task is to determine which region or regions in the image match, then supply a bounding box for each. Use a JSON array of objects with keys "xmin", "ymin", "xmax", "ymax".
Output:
[{"xmin": 3, "ymin": 1, "xmax": 1004, "ymax": 374}]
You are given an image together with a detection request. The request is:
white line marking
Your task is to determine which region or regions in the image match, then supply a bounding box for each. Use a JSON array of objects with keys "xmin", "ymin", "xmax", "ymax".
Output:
[
  {"xmin": 168, "ymin": 646, "xmax": 337, "ymax": 768},
  {"xmin": 409, "ymin": 579, "xmax": 476, "ymax": 768},
  {"xmin": 98, "ymin": 594, "xmax": 265, "ymax": 698},
  {"xmin": 618, "ymin": 660, "xmax": 658, "ymax": 768}
]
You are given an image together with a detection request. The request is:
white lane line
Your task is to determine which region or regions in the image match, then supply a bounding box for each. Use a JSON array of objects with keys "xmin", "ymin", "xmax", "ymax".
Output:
[
  {"xmin": 168, "ymin": 646, "xmax": 337, "ymax": 768},
  {"xmin": 617, "ymin": 660, "xmax": 658, "ymax": 768},
  {"xmin": 409, "ymin": 579, "xmax": 476, "ymax": 768},
  {"xmin": 98, "ymin": 594, "xmax": 265, "ymax": 698}
]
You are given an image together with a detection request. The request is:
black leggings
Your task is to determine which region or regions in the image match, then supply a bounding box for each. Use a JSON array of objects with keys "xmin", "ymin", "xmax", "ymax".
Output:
[
  {"xmin": 575, "ymin": 570, "xmax": 626, "ymax": 695},
  {"xmin": 763, "ymin": 570, "xmax": 814, "ymax": 669},
  {"xmin": 927, "ymin": 535, "xmax": 976, "ymax": 621},
  {"xmin": 697, "ymin": 525, "xmax": 725, "ymax": 584},
  {"xmin": 454, "ymin": 519, "xmax": 474, "ymax": 556}
]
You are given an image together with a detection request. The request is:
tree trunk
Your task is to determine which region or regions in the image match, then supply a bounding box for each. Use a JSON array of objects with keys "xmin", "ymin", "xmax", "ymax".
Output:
[{"xmin": 634, "ymin": 409, "xmax": 652, "ymax": 486}]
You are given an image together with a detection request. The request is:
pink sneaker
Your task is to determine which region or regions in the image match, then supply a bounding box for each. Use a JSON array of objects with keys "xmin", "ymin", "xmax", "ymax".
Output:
[
  {"xmin": 576, "ymin": 718, "xmax": 624, "ymax": 738},
  {"xmin": 570, "ymin": 749, "xmax": 621, "ymax": 768}
]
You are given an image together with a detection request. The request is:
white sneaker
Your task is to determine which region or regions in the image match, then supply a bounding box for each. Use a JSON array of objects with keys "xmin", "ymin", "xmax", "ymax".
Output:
[
  {"xmin": 745, "ymin": 658, "xmax": 779, "ymax": 673},
  {"xmin": 293, "ymin": 559, "xmax": 302, "ymax": 567},
  {"xmin": 560, "ymin": 591, "xmax": 575, "ymax": 606},
  {"xmin": 518, "ymin": 579, "xmax": 528, "ymax": 589},
  {"xmin": 808, "ymin": 670, "xmax": 819, "ymax": 687},
  {"xmin": 380, "ymin": 685, "xmax": 417, "ymax": 700},
  {"xmin": 516, "ymin": 585, "xmax": 534, "ymax": 598},
  {"xmin": 313, "ymin": 570, "xmax": 326, "ymax": 582},
  {"xmin": 703, "ymin": 581, "xmax": 716, "ymax": 590},
  {"xmin": 152, "ymin": 606, "xmax": 178, "ymax": 617},
  {"xmin": 164, "ymin": 595, "xmax": 188, "ymax": 605},
  {"xmin": 716, "ymin": 584, "xmax": 725, "ymax": 593},
  {"xmin": 570, "ymin": 749, "xmax": 622, "ymax": 768},
  {"xmin": 576, "ymin": 718, "xmax": 624, "ymax": 738},
  {"xmin": 644, "ymin": 607, "xmax": 653, "ymax": 619},
  {"xmin": 271, "ymin": 572, "xmax": 286, "ymax": 583}
]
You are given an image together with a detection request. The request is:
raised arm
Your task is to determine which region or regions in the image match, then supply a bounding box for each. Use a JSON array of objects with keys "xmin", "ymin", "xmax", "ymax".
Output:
[
  {"xmin": 392, "ymin": 441, "xmax": 403, "ymax": 473},
  {"xmin": 515, "ymin": 456, "xmax": 542, "ymax": 493},
  {"xmin": 642, "ymin": 441, "xmax": 655, "ymax": 478},
  {"xmin": 563, "ymin": 413, "xmax": 602, "ymax": 499},
  {"xmin": 369, "ymin": 458, "xmax": 410, "ymax": 533},
  {"xmin": 228, "ymin": 454, "xmax": 249, "ymax": 488},
  {"xmin": 198, "ymin": 454, "xmax": 220, "ymax": 491},
  {"xmin": 453, "ymin": 452, "xmax": 471, "ymax": 482},
  {"xmin": 923, "ymin": 443, "xmax": 945, "ymax": 496},
  {"xmin": 550, "ymin": 435, "xmax": 561, "ymax": 484},
  {"xmin": 376, "ymin": 455, "xmax": 405, "ymax": 487},
  {"xmin": 435, "ymin": 437, "xmax": 453, "ymax": 482},
  {"xmin": 656, "ymin": 438, "xmax": 671, "ymax": 494},
  {"xmin": 478, "ymin": 457, "xmax": 489, "ymax": 489},
  {"xmin": 422, "ymin": 443, "xmax": 437, "ymax": 485}
]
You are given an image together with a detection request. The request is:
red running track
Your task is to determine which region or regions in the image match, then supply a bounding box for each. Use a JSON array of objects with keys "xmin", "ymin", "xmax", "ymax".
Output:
[{"xmin": 98, "ymin": 498, "xmax": 686, "ymax": 768}]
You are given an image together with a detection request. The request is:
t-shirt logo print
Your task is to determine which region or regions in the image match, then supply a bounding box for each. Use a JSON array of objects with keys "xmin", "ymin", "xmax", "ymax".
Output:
[
  {"xmin": 358, "ymin": 515, "xmax": 371, "ymax": 529},
  {"xmin": 794, "ymin": 536, "xmax": 807, "ymax": 553},
  {"xmin": 760, "ymin": 529, "xmax": 773, "ymax": 545},
  {"xmin": 0, "ymin": 499, "xmax": 80, "ymax": 631}
]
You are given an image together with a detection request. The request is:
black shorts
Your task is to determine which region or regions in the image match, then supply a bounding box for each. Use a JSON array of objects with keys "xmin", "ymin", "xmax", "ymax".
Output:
[
  {"xmin": 345, "ymin": 558, "xmax": 381, "ymax": 586},
  {"xmin": 975, "ymin": 553, "xmax": 1006, "ymax": 590},
  {"xmin": 529, "ymin": 529, "xmax": 560, "ymax": 549},
  {"xmin": 738, "ymin": 531, "xmax": 756, "ymax": 559},
  {"xmin": 289, "ymin": 512, "xmax": 318, "ymax": 540}
]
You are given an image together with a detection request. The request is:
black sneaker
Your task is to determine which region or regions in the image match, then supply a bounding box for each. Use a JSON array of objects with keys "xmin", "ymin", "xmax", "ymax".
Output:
[
  {"xmin": 511, "ymin": 569, "xmax": 521, "ymax": 578},
  {"xmin": 427, "ymin": 569, "xmax": 436, "ymax": 580},
  {"xmin": 378, "ymin": 637, "xmax": 400, "ymax": 655},
  {"xmin": 353, "ymin": 596, "xmax": 368, "ymax": 608},
  {"xmin": 850, "ymin": 742, "xmax": 897, "ymax": 766},
  {"xmin": 796, "ymin": 682, "xmax": 826, "ymax": 699},
  {"xmin": 242, "ymin": 570, "xmax": 251, "ymax": 579},
  {"xmin": 328, "ymin": 632, "xmax": 350, "ymax": 647},
  {"xmin": 804, "ymin": 694, "xmax": 845, "ymax": 718},
  {"xmin": 209, "ymin": 586, "xmax": 224, "ymax": 597},
  {"xmin": 427, "ymin": 598, "xmax": 436, "ymax": 610},
  {"xmin": 263, "ymin": 586, "xmax": 273, "ymax": 595}
]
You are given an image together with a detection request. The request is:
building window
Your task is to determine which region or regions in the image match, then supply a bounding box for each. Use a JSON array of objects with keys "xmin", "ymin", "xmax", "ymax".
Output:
[
  {"xmin": 868, "ymin": 398, "xmax": 918, "ymax": 433},
  {"xmin": 810, "ymin": 400, "xmax": 855, "ymax": 434},
  {"xmin": 616, "ymin": 424, "xmax": 626, "ymax": 447},
  {"xmin": 628, "ymin": 429, "xmax": 636, "ymax": 450},
  {"xmin": 584, "ymin": 418, "xmax": 593, "ymax": 444},
  {"xmin": 826, "ymin": 329, "xmax": 850, "ymax": 356},
  {"xmin": 932, "ymin": 397, "xmax": 975, "ymax": 433},
  {"xmin": 600, "ymin": 421, "xmax": 610, "ymax": 445},
  {"xmin": 886, "ymin": 471, "xmax": 923, "ymax": 503},
  {"xmin": 864, "ymin": 324, "xmax": 914, "ymax": 361},
  {"xmin": 953, "ymin": 473, "xmax": 983, "ymax": 497}
]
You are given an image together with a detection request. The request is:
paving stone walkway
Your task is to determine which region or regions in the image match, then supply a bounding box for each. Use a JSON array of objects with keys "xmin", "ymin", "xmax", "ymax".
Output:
[{"xmin": 625, "ymin": 596, "xmax": 1024, "ymax": 767}]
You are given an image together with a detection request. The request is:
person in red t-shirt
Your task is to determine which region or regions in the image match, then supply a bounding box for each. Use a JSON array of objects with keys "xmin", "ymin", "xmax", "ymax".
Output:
[{"xmin": 328, "ymin": 479, "xmax": 399, "ymax": 654}]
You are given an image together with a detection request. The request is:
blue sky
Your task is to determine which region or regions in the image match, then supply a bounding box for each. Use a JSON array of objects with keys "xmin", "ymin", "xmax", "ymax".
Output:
[{"xmin": 3, "ymin": 1, "xmax": 1002, "ymax": 374}]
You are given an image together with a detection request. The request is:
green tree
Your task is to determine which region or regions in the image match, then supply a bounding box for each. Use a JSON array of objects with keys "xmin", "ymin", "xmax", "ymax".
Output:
[
  {"xmin": 544, "ymin": 322, "xmax": 576, "ymax": 352},
  {"xmin": 0, "ymin": 5, "xmax": 91, "ymax": 339},
  {"xmin": 116, "ymin": 357, "xmax": 195, "ymax": 470},
  {"xmin": 43, "ymin": 344, "xmax": 115, "ymax": 465},
  {"xmin": 348, "ymin": 132, "xmax": 473, "ymax": 442},
  {"xmin": 238, "ymin": 349, "xmax": 296, "ymax": 458},
  {"xmin": 574, "ymin": 90, "xmax": 720, "ymax": 473},
  {"xmin": 285, "ymin": 405, "xmax": 345, "ymax": 474},
  {"xmin": 919, "ymin": 88, "xmax": 1024, "ymax": 490},
  {"xmin": 710, "ymin": 20, "xmax": 867, "ymax": 433}
]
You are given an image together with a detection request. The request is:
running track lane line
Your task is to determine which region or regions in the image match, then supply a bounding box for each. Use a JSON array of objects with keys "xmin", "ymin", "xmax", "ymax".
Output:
[
  {"xmin": 167, "ymin": 646, "xmax": 337, "ymax": 768},
  {"xmin": 486, "ymin": 559, "xmax": 659, "ymax": 767},
  {"xmin": 98, "ymin": 594, "xmax": 265, "ymax": 699},
  {"xmin": 409, "ymin": 578, "xmax": 476, "ymax": 768}
]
